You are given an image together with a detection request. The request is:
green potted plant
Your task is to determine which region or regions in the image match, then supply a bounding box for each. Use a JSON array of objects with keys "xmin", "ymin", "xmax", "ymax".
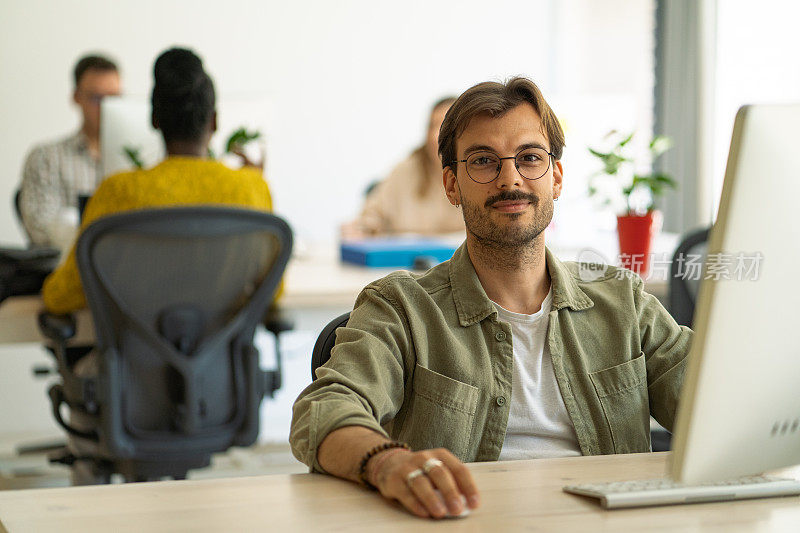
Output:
[{"xmin": 588, "ymin": 131, "xmax": 676, "ymax": 276}]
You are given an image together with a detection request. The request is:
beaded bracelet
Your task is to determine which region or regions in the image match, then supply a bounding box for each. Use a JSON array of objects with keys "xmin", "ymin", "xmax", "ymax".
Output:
[{"xmin": 357, "ymin": 441, "xmax": 411, "ymax": 490}]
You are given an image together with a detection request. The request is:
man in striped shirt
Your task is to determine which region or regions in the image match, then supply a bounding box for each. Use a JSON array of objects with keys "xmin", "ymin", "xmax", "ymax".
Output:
[{"xmin": 19, "ymin": 54, "xmax": 121, "ymax": 248}]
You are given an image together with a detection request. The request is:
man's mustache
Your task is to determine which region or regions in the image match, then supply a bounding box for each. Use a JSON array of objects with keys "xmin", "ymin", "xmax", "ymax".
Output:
[{"xmin": 484, "ymin": 191, "xmax": 539, "ymax": 208}]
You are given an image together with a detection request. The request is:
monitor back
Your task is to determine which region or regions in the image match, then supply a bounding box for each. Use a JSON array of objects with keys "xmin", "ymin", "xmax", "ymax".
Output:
[
  {"xmin": 671, "ymin": 104, "xmax": 800, "ymax": 483},
  {"xmin": 100, "ymin": 96, "xmax": 165, "ymax": 178}
]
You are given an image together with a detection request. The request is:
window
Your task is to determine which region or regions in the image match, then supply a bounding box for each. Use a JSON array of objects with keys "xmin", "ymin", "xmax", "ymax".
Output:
[{"xmin": 710, "ymin": 1, "xmax": 800, "ymax": 215}]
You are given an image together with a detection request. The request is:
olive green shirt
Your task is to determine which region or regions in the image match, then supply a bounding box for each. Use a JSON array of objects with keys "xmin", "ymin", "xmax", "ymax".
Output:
[{"xmin": 290, "ymin": 244, "xmax": 692, "ymax": 472}]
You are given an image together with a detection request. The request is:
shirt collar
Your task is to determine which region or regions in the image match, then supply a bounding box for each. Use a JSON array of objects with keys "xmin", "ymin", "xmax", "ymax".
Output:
[{"xmin": 448, "ymin": 243, "xmax": 594, "ymax": 327}]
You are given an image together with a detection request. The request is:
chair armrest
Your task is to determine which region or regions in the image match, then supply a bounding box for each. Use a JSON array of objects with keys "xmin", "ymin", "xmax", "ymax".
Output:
[
  {"xmin": 263, "ymin": 306, "xmax": 294, "ymax": 336},
  {"xmin": 38, "ymin": 311, "xmax": 77, "ymax": 343}
]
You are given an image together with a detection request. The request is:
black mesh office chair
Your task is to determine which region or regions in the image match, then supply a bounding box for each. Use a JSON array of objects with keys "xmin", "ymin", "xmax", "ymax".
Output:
[
  {"xmin": 13, "ymin": 188, "xmax": 26, "ymax": 240},
  {"xmin": 0, "ymin": 189, "xmax": 60, "ymax": 303},
  {"xmin": 311, "ymin": 312, "xmax": 350, "ymax": 380},
  {"xmin": 39, "ymin": 207, "xmax": 292, "ymax": 482},
  {"xmin": 669, "ymin": 226, "xmax": 712, "ymax": 328}
]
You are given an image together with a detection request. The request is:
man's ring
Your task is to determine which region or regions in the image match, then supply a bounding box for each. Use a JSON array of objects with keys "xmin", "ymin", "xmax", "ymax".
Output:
[
  {"xmin": 422, "ymin": 458, "xmax": 444, "ymax": 474},
  {"xmin": 405, "ymin": 468, "xmax": 425, "ymax": 487}
]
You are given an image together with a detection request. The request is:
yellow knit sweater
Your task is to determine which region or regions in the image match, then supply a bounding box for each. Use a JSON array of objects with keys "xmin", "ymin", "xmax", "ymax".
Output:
[{"xmin": 42, "ymin": 157, "xmax": 273, "ymax": 314}]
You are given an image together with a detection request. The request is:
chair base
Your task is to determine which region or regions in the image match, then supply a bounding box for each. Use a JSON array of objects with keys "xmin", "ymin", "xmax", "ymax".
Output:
[{"xmin": 49, "ymin": 447, "xmax": 211, "ymax": 484}]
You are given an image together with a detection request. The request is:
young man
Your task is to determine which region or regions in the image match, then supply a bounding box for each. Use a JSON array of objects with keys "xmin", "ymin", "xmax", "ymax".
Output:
[
  {"xmin": 18, "ymin": 54, "xmax": 121, "ymax": 247},
  {"xmin": 290, "ymin": 78, "xmax": 691, "ymax": 519}
]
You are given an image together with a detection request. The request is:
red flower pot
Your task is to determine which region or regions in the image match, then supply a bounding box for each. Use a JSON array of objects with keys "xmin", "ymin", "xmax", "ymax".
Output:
[{"xmin": 617, "ymin": 211, "xmax": 660, "ymax": 276}]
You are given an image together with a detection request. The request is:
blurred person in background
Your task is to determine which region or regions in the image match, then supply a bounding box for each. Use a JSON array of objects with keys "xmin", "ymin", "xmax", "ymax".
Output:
[
  {"xmin": 19, "ymin": 54, "xmax": 121, "ymax": 248},
  {"xmin": 343, "ymin": 97, "xmax": 464, "ymax": 238},
  {"xmin": 42, "ymin": 47, "xmax": 272, "ymax": 316},
  {"xmin": 41, "ymin": 47, "xmax": 273, "ymax": 485}
]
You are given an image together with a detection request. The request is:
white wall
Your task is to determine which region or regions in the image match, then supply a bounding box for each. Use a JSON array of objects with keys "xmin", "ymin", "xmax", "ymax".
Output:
[
  {"xmin": 1, "ymin": 0, "xmax": 654, "ymax": 247},
  {"xmin": 1, "ymin": 0, "xmax": 557, "ymax": 246}
]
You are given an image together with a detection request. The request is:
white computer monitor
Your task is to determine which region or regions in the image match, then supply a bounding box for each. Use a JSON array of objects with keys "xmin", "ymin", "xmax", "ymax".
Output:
[
  {"xmin": 670, "ymin": 104, "xmax": 800, "ymax": 483},
  {"xmin": 100, "ymin": 96, "xmax": 165, "ymax": 178}
]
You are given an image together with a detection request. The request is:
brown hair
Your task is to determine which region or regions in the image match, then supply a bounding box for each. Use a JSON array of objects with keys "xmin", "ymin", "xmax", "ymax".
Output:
[
  {"xmin": 412, "ymin": 96, "xmax": 457, "ymax": 197},
  {"xmin": 73, "ymin": 54, "xmax": 118, "ymax": 87},
  {"xmin": 438, "ymin": 77, "xmax": 565, "ymax": 173}
]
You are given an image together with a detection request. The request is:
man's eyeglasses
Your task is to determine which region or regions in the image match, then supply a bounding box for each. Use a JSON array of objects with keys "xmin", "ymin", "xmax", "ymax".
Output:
[{"xmin": 451, "ymin": 147, "xmax": 555, "ymax": 184}]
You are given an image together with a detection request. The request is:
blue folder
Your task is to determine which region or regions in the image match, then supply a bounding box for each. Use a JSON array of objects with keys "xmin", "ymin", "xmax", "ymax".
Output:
[{"xmin": 341, "ymin": 238, "xmax": 459, "ymax": 268}]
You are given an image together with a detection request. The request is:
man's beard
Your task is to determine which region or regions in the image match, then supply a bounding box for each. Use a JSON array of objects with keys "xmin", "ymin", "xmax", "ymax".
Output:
[{"xmin": 460, "ymin": 189, "xmax": 554, "ymax": 249}]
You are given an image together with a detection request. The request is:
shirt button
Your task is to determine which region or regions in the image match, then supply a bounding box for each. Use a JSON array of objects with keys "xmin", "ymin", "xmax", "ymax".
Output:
[
  {"xmin": 496, "ymin": 396, "xmax": 506, "ymax": 406},
  {"xmin": 495, "ymin": 331, "xmax": 506, "ymax": 342}
]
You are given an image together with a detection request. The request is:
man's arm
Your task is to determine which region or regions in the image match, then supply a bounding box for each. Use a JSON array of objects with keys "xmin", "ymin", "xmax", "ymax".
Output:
[
  {"xmin": 343, "ymin": 179, "xmax": 391, "ymax": 238},
  {"xmin": 19, "ymin": 147, "xmax": 65, "ymax": 247},
  {"xmin": 290, "ymin": 284, "xmax": 479, "ymax": 518},
  {"xmin": 635, "ymin": 278, "xmax": 693, "ymax": 430}
]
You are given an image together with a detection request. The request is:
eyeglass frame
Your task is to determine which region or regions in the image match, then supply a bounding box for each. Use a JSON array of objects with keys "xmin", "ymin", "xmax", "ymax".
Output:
[
  {"xmin": 75, "ymin": 90, "xmax": 114, "ymax": 106},
  {"xmin": 449, "ymin": 146, "xmax": 557, "ymax": 184}
]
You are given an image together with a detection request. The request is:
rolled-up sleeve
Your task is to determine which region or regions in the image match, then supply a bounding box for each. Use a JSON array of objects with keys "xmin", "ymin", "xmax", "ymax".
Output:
[
  {"xmin": 290, "ymin": 284, "xmax": 411, "ymax": 472},
  {"xmin": 635, "ymin": 277, "xmax": 693, "ymax": 431}
]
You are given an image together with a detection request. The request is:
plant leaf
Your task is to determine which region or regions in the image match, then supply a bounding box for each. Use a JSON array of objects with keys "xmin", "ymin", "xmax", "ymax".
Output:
[
  {"xmin": 588, "ymin": 147, "xmax": 610, "ymax": 159},
  {"xmin": 122, "ymin": 146, "xmax": 144, "ymax": 169},
  {"xmin": 225, "ymin": 127, "xmax": 262, "ymax": 153},
  {"xmin": 653, "ymin": 173, "xmax": 677, "ymax": 188},
  {"xmin": 649, "ymin": 135, "xmax": 673, "ymax": 157}
]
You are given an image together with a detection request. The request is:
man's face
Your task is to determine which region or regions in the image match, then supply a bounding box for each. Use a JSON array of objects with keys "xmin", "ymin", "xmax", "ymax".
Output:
[
  {"xmin": 443, "ymin": 103, "xmax": 563, "ymax": 247},
  {"xmin": 73, "ymin": 69, "xmax": 121, "ymax": 137}
]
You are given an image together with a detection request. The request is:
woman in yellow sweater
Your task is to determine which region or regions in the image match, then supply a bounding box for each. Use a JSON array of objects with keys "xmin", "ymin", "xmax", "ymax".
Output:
[{"xmin": 43, "ymin": 48, "xmax": 272, "ymax": 314}]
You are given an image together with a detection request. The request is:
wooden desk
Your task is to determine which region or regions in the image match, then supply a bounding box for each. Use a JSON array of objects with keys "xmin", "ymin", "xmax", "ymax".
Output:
[
  {"xmin": 1, "ymin": 453, "xmax": 798, "ymax": 532},
  {"xmin": 0, "ymin": 294, "xmax": 95, "ymax": 345}
]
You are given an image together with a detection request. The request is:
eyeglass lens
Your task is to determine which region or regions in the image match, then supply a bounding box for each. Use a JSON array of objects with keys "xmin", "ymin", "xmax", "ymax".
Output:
[{"xmin": 465, "ymin": 148, "xmax": 551, "ymax": 183}]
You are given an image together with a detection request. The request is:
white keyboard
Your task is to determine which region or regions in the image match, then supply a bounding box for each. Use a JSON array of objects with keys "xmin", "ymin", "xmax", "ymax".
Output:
[{"xmin": 563, "ymin": 475, "xmax": 800, "ymax": 509}]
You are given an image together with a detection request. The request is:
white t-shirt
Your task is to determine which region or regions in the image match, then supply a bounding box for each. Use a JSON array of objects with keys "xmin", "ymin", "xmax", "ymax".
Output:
[{"xmin": 496, "ymin": 289, "xmax": 582, "ymax": 460}]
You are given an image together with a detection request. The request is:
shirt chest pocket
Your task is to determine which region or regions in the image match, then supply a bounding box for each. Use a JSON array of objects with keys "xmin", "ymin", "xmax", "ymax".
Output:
[
  {"xmin": 589, "ymin": 353, "xmax": 650, "ymax": 454},
  {"xmin": 398, "ymin": 364, "xmax": 479, "ymax": 461}
]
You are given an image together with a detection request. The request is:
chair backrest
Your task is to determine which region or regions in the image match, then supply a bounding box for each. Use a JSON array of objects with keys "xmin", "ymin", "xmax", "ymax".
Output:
[
  {"xmin": 12, "ymin": 188, "xmax": 33, "ymax": 245},
  {"xmin": 311, "ymin": 312, "xmax": 350, "ymax": 380},
  {"xmin": 76, "ymin": 207, "xmax": 292, "ymax": 461},
  {"xmin": 669, "ymin": 226, "xmax": 711, "ymax": 328},
  {"xmin": 13, "ymin": 188, "xmax": 22, "ymax": 221}
]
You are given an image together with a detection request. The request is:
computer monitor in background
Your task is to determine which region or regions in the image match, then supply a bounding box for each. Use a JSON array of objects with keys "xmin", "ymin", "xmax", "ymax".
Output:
[
  {"xmin": 100, "ymin": 96, "xmax": 165, "ymax": 178},
  {"xmin": 670, "ymin": 104, "xmax": 800, "ymax": 484}
]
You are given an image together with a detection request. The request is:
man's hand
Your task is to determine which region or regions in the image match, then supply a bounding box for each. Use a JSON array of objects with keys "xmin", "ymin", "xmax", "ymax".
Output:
[
  {"xmin": 231, "ymin": 145, "xmax": 265, "ymax": 172},
  {"xmin": 317, "ymin": 427, "xmax": 480, "ymax": 519},
  {"xmin": 367, "ymin": 447, "xmax": 480, "ymax": 519}
]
